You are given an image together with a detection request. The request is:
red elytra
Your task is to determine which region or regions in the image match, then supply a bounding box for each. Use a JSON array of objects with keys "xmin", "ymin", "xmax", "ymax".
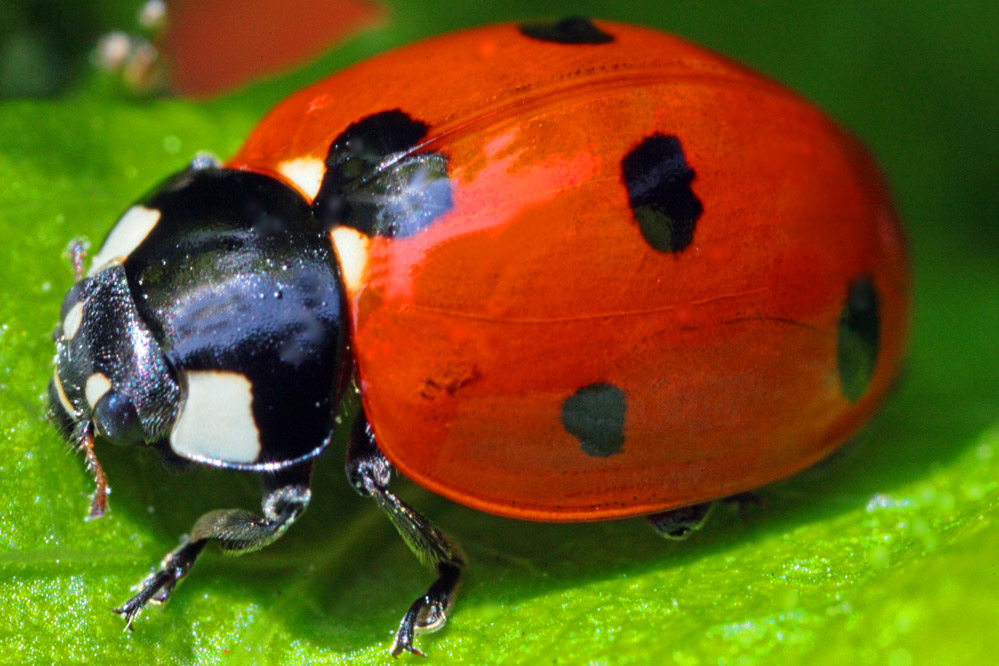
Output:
[{"xmin": 229, "ymin": 19, "xmax": 909, "ymax": 522}]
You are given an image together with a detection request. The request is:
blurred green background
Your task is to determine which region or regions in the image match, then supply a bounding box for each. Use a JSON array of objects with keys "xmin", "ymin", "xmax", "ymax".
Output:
[{"xmin": 1, "ymin": 1, "xmax": 997, "ymax": 664}]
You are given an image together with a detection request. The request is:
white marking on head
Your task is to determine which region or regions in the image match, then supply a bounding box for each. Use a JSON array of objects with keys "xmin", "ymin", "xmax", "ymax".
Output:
[
  {"xmin": 170, "ymin": 370, "xmax": 261, "ymax": 464},
  {"xmin": 87, "ymin": 205, "xmax": 161, "ymax": 276},
  {"xmin": 52, "ymin": 367, "xmax": 78, "ymax": 417},
  {"xmin": 85, "ymin": 373, "xmax": 112, "ymax": 409},
  {"xmin": 277, "ymin": 157, "xmax": 325, "ymax": 201},
  {"xmin": 62, "ymin": 301, "xmax": 84, "ymax": 340},
  {"xmin": 330, "ymin": 227, "xmax": 370, "ymax": 295}
]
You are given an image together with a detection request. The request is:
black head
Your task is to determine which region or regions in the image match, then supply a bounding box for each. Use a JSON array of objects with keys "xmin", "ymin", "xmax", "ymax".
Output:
[
  {"xmin": 50, "ymin": 162, "xmax": 350, "ymax": 475},
  {"xmin": 50, "ymin": 262, "xmax": 180, "ymax": 447}
]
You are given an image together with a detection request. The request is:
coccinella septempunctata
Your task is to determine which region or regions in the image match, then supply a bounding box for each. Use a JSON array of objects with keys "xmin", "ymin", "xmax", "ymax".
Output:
[{"xmin": 49, "ymin": 18, "xmax": 909, "ymax": 656}]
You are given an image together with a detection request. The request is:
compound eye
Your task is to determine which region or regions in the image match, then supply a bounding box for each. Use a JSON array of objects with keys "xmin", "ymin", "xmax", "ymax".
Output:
[
  {"xmin": 48, "ymin": 376, "xmax": 78, "ymax": 440},
  {"xmin": 59, "ymin": 280, "xmax": 86, "ymax": 320},
  {"xmin": 92, "ymin": 391, "xmax": 145, "ymax": 445},
  {"xmin": 55, "ymin": 281, "xmax": 89, "ymax": 342}
]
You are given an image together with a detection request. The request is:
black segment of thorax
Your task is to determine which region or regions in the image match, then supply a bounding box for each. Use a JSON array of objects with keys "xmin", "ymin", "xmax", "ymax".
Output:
[{"xmin": 125, "ymin": 168, "xmax": 349, "ymax": 465}]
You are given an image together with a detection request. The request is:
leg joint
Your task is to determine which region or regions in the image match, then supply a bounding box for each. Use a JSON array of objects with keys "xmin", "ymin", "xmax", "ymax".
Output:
[{"xmin": 263, "ymin": 483, "xmax": 312, "ymax": 522}]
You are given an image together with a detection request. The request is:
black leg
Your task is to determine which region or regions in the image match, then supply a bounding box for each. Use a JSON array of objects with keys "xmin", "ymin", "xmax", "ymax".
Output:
[
  {"xmin": 645, "ymin": 501, "xmax": 715, "ymax": 540},
  {"xmin": 347, "ymin": 413, "xmax": 466, "ymax": 657},
  {"xmin": 114, "ymin": 463, "xmax": 313, "ymax": 628}
]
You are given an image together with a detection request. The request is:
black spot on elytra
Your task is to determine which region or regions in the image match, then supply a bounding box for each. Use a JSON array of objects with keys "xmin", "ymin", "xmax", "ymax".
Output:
[
  {"xmin": 837, "ymin": 275, "xmax": 881, "ymax": 402},
  {"xmin": 313, "ymin": 109, "xmax": 453, "ymax": 238},
  {"xmin": 621, "ymin": 134, "xmax": 703, "ymax": 252},
  {"xmin": 519, "ymin": 17, "xmax": 614, "ymax": 45},
  {"xmin": 561, "ymin": 383, "xmax": 627, "ymax": 457}
]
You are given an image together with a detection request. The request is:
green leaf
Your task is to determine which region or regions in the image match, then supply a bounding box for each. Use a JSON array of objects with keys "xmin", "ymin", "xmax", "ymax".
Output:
[{"xmin": 2, "ymin": 3, "xmax": 997, "ymax": 665}]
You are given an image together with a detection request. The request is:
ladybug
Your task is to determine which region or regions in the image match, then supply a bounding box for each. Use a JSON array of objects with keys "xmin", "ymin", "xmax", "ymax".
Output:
[{"xmin": 49, "ymin": 18, "xmax": 909, "ymax": 656}]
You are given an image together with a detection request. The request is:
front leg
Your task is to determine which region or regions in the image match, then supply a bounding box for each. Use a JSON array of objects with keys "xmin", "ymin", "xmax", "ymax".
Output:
[
  {"xmin": 114, "ymin": 463, "xmax": 312, "ymax": 628},
  {"xmin": 347, "ymin": 414, "xmax": 466, "ymax": 657},
  {"xmin": 645, "ymin": 501, "xmax": 715, "ymax": 540}
]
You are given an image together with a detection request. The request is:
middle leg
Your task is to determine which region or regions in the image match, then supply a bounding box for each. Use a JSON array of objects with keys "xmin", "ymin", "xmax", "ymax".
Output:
[{"xmin": 346, "ymin": 413, "xmax": 466, "ymax": 657}]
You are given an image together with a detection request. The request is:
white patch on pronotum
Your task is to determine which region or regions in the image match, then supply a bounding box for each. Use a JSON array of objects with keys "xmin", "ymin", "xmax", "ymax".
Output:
[
  {"xmin": 85, "ymin": 373, "xmax": 112, "ymax": 409},
  {"xmin": 87, "ymin": 205, "xmax": 161, "ymax": 276},
  {"xmin": 330, "ymin": 227, "xmax": 371, "ymax": 294},
  {"xmin": 277, "ymin": 157, "xmax": 325, "ymax": 201},
  {"xmin": 170, "ymin": 370, "xmax": 261, "ymax": 464},
  {"xmin": 62, "ymin": 301, "xmax": 84, "ymax": 340},
  {"xmin": 52, "ymin": 367, "xmax": 77, "ymax": 417}
]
